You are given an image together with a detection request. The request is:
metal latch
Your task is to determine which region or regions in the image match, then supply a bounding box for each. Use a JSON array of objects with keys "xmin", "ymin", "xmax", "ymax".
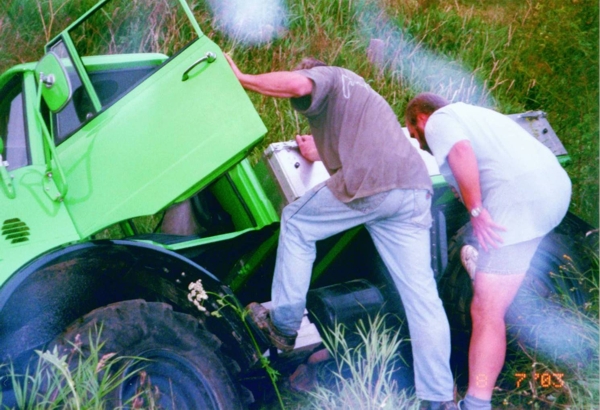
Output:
[{"xmin": 0, "ymin": 155, "xmax": 15, "ymax": 199}]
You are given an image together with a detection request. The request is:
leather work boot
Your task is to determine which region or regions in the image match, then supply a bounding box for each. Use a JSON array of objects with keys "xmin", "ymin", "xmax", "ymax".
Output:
[
  {"xmin": 420, "ymin": 400, "xmax": 459, "ymax": 410},
  {"xmin": 246, "ymin": 302, "xmax": 297, "ymax": 353}
]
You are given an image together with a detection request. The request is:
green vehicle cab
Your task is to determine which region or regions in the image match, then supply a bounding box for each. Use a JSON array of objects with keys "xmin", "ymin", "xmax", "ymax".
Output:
[{"xmin": 0, "ymin": 0, "xmax": 597, "ymax": 408}]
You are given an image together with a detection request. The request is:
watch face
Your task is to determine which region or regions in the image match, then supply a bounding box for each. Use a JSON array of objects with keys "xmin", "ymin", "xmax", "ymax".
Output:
[{"xmin": 471, "ymin": 207, "xmax": 481, "ymax": 217}]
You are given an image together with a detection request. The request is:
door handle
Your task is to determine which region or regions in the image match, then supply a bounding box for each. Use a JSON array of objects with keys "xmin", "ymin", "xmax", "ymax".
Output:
[{"xmin": 182, "ymin": 52, "xmax": 217, "ymax": 81}]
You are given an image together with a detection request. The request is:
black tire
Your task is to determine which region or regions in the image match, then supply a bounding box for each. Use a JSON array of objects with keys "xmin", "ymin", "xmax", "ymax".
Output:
[
  {"xmin": 439, "ymin": 217, "xmax": 598, "ymax": 386},
  {"xmin": 52, "ymin": 299, "xmax": 247, "ymax": 410}
]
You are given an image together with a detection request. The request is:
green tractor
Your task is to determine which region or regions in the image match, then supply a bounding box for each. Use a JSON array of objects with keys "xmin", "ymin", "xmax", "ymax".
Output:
[{"xmin": 0, "ymin": 0, "xmax": 597, "ymax": 408}]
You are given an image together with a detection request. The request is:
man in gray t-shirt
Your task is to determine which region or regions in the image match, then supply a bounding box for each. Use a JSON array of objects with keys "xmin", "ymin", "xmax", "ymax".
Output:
[
  {"xmin": 290, "ymin": 66, "xmax": 432, "ymax": 202},
  {"xmin": 405, "ymin": 92, "xmax": 570, "ymax": 410},
  {"xmin": 226, "ymin": 56, "xmax": 457, "ymax": 407}
]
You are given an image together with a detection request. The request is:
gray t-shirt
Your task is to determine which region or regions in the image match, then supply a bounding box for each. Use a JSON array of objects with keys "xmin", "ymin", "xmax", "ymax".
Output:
[
  {"xmin": 425, "ymin": 102, "xmax": 571, "ymax": 245},
  {"xmin": 291, "ymin": 66, "xmax": 431, "ymax": 203}
]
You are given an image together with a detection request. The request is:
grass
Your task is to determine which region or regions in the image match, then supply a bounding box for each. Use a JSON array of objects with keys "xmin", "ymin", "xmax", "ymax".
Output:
[
  {"xmin": 256, "ymin": 314, "xmax": 422, "ymax": 410},
  {"xmin": 186, "ymin": 0, "xmax": 599, "ymax": 225},
  {"xmin": 494, "ymin": 251, "xmax": 599, "ymax": 409},
  {"xmin": 307, "ymin": 315, "xmax": 414, "ymax": 410},
  {"xmin": 0, "ymin": 327, "xmax": 142, "ymax": 409},
  {"xmin": 495, "ymin": 341, "xmax": 599, "ymax": 409}
]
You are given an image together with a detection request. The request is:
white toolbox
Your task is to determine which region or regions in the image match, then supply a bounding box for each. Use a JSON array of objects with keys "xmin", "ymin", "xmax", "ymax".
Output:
[{"xmin": 254, "ymin": 141, "xmax": 330, "ymax": 215}]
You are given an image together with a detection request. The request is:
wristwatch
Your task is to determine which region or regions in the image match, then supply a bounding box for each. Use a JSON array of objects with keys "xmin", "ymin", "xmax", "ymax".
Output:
[{"xmin": 470, "ymin": 206, "xmax": 483, "ymax": 218}]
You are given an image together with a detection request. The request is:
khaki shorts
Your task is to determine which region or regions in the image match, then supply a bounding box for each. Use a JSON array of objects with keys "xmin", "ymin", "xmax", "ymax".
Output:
[{"xmin": 476, "ymin": 236, "xmax": 544, "ymax": 275}]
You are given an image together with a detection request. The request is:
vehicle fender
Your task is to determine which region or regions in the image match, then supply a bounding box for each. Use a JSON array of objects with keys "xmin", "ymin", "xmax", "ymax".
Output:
[{"xmin": 0, "ymin": 240, "xmax": 257, "ymax": 371}]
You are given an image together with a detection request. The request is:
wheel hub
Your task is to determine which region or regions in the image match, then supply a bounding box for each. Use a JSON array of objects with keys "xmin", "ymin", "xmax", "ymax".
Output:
[{"xmin": 120, "ymin": 349, "xmax": 219, "ymax": 410}]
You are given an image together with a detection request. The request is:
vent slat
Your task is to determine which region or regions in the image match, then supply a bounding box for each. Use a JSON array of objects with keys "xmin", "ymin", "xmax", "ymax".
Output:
[
  {"xmin": 2, "ymin": 218, "xmax": 31, "ymax": 244},
  {"xmin": 2, "ymin": 226, "xmax": 30, "ymax": 235}
]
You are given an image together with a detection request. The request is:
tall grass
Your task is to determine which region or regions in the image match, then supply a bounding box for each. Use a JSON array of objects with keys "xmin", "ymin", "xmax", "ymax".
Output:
[
  {"xmin": 0, "ymin": 328, "xmax": 141, "ymax": 409},
  {"xmin": 194, "ymin": 0, "xmax": 599, "ymax": 225},
  {"xmin": 303, "ymin": 314, "xmax": 419, "ymax": 410},
  {"xmin": 382, "ymin": 0, "xmax": 599, "ymax": 227}
]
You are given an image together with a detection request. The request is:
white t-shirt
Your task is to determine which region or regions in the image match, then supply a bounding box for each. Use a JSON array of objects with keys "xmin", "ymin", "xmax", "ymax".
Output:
[{"xmin": 425, "ymin": 102, "xmax": 571, "ymax": 245}]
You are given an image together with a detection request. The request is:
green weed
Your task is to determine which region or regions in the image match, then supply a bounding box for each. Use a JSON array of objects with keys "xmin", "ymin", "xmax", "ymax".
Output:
[
  {"xmin": 304, "ymin": 314, "xmax": 419, "ymax": 410},
  {"xmin": 188, "ymin": 283, "xmax": 286, "ymax": 410},
  {"xmin": 0, "ymin": 327, "xmax": 143, "ymax": 409}
]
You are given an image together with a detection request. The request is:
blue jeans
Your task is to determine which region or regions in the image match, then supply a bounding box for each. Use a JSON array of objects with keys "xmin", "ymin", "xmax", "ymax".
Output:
[{"xmin": 270, "ymin": 184, "xmax": 454, "ymax": 401}]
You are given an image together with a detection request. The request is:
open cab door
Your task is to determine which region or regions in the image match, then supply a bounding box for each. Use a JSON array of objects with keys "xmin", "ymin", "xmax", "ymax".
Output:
[{"xmin": 44, "ymin": 0, "xmax": 266, "ymax": 238}]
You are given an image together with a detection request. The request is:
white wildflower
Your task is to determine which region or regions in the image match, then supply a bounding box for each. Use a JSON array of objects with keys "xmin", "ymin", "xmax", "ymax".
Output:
[{"xmin": 188, "ymin": 279, "xmax": 209, "ymax": 312}]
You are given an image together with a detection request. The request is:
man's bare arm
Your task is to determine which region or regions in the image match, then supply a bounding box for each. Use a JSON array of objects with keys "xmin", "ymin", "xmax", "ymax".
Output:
[
  {"xmin": 225, "ymin": 54, "xmax": 312, "ymax": 98},
  {"xmin": 447, "ymin": 140, "xmax": 482, "ymax": 211},
  {"xmin": 447, "ymin": 140, "xmax": 506, "ymax": 251}
]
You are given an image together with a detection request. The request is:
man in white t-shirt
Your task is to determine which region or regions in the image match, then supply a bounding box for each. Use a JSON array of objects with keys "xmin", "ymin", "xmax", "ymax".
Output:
[{"xmin": 405, "ymin": 92, "xmax": 571, "ymax": 410}]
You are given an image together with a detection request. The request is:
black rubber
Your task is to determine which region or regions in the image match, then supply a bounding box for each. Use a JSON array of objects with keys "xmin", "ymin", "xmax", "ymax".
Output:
[
  {"xmin": 438, "ymin": 218, "xmax": 598, "ymax": 386},
  {"xmin": 52, "ymin": 299, "xmax": 248, "ymax": 410}
]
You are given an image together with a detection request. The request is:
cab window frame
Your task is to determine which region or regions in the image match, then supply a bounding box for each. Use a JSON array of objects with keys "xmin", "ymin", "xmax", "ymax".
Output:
[{"xmin": 0, "ymin": 74, "xmax": 30, "ymax": 171}]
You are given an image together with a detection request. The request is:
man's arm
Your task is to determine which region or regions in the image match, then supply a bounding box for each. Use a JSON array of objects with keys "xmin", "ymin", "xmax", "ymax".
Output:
[
  {"xmin": 447, "ymin": 140, "xmax": 506, "ymax": 251},
  {"xmin": 225, "ymin": 54, "xmax": 312, "ymax": 98}
]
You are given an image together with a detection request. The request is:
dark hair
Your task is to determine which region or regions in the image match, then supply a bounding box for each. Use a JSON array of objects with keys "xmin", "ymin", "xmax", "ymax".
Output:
[
  {"xmin": 405, "ymin": 92, "xmax": 450, "ymax": 125},
  {"xmin": 293, "ymin": 57, "xmax": 327, "ymax": 71}
]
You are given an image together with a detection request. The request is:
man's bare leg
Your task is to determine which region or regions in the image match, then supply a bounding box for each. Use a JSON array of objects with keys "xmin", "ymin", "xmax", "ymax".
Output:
[{"xmin": 467, "ymin": 272, "xmax": 526, "ymax": 400}]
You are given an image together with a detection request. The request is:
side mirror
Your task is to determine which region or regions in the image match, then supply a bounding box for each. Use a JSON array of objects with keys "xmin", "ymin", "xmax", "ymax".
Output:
[{"xmin": 35, "ymin": 52, "xmax": 72, "ymax": 112}]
